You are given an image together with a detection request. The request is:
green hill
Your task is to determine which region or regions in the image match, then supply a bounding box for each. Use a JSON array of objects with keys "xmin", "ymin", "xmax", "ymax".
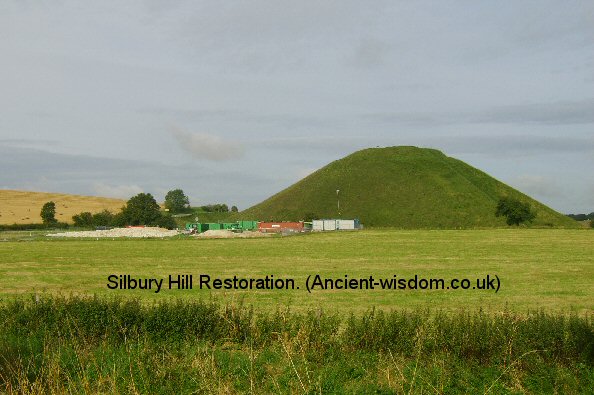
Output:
[{"xmin": 241, "ymin": 146, "xmax": 577, "ymax": 228}]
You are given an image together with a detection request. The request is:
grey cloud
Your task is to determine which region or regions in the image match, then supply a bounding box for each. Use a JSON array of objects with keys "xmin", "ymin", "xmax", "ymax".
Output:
[
  {"xmin": 350, "ymin": 38, "xmax": 390, "ymax": 68},
  {"xmin": 472, "ymin": 99, "xmax": 594, "ymax": 125},
  {"xmin": 253, "ymin": 133, "xmax": 594, "ymax": 161},
  {"xmin": 142, "ymin": 107, "xmax": 349, "ymax": 131},
  {"xmin": 138, "ymin": 107, "xmax": 237, "ymax": 120},
  {"xmin": 2, "ymin": 1, "xmax": 593, "ymax": 213},
  {"xmin": 92, "ymin": 182, "xmax": 144, "ymax": 200},
  {"xmin": 514, "ymin": 175, "xmax": 562, "ymax": 199},
  {"xmin": 170, "ymin": 128, "xmax": 245, "ymax": 161},
  {"xmin": 419, "ymin": 135, "xmax": 594, "ymax": 156},
  {"xmin": 359, "ymin": 112, "xmax": 450, "ymax": 127},
  {"xmin": 0, "ymin": 139, "xmax": 59, "ymax": 148},
  {"xmin": 362, "ymin": 98, "xmax": 594, "ymax": 127},
  {"xmin": 158, "ymin": 0, "xmax": 390, "ymax": 74},
  {"xmin": 254, "ymin": 135, "xmax": 370, "ymax": 153},
  {"xmin": 0, "ymin": 146, "xmax": 270, "ymax": 207}
]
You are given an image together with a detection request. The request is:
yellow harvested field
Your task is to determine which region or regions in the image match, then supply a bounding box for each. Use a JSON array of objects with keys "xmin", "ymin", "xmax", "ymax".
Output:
[{"xmin": 0, "ymin": 190, "xmax": 125, "ymax": 224}]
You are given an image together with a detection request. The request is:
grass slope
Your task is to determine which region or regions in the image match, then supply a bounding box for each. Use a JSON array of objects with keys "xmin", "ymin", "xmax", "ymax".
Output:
[
  {"xmin": 241, "ymin": 146, "xmax": 577, "ymax": 228},
  {"xmin": 0, "ymin": 190, "xmax": 125, "ymax": 225}
]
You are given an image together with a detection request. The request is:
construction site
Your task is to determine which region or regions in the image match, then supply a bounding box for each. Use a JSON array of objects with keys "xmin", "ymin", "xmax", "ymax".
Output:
[{"xmin": 184, "ymin": 219, "xmax": 362, "ymax": 235}]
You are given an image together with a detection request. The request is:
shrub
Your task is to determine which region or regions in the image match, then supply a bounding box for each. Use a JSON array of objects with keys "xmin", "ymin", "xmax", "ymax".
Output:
[
  {"xmin": 155, "ymin": 214, "xmax": 177, "ymax": 230},
  {"xmin": 72, "ymin": 211, "xmax": 93, "ymax": 227},
  {"xmin": 92, "ymin": 209, "xmax": 115, "ymax": 226},
  {"xmin": 495, "ymin": 197, "xmax": 536, "ymax": 226}
]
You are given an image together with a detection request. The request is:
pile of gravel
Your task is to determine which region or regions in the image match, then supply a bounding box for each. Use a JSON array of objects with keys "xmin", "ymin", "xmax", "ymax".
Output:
[{"xmin": 47, "ymin": 227, "xmax": 179, "ymax": 238}]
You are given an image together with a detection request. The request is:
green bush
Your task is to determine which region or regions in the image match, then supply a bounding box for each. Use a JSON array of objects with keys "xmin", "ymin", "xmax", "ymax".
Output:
[
  {"xmin": 155, "ymin": 214, "xmax": 177, "ymax": 230},
  {"xmin": 72, "ymin": 211, "xmax": 93, "ymax": 227},
  {"xmin": 0, "ymin": 222, "xmax": 68, "ymax": 231},
  {"xmin": 92, "ymin": 209, "xmax": 116, "ymax": 226},
  {"xmin": 496, "ymin": 197, "xmax": 536, "ymax": 226}
]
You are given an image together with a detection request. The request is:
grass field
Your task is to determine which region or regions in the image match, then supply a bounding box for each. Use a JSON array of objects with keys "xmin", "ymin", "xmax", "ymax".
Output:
[
  {"xmin": 1, "ymin": 229, "xmax": 592, "ymax": 314},
  {"xmin": 0, "ymin": 190, "xmax": 125, "ymax": 225},
  {"xmin": 1, "ymin": 228, "xmax": 593, "ymax": 393}
]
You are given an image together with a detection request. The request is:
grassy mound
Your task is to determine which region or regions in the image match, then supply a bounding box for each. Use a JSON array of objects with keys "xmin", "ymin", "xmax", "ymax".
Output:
[{"xmin": 242, "ymin": 146, "xmax": 576, "ymax": 228}]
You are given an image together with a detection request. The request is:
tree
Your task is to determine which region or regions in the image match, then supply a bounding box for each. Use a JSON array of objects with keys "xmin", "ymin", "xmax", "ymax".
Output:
[
  {"xmin": 111, "ymin": 211, "xmax": 128, "ymax": 227},
  {"xmin": 72, "ymin": 211, "xmax": 93, "ymax": 227},
  {"xmin": 566, "ymin": 213, "xmax": 587, "ymax": 221},
  {"xmin": 495, "ymin": 197, "xmax": 536, "ymax": 226},
  {"xmin": 71, "ymin": 209, "xmax": 115, "ymax": 228},
  {"xmin": 92, "ymin": 210, "xmax": 115, "ymax": 226},
  {"xmin": 40, "ymin": 201, "xmax": 57, "ymax": 225},
  {"xmin": 164, "ymin": 189, "xmax": 190, "ymax": 213},
  {"xmin": 200, "ymin": 204, "xmax": 229, "ymax": 213},
  {"xmin": 122, "ymin": 193, "xmax": 162, "ymax": 226},
  {"xmin": 231, "ymin": 205, "xmax": 238, "ymax": 213},
  {"xmin": 155, "ymin": 214, "xmax": 177, "ymax": 230}
]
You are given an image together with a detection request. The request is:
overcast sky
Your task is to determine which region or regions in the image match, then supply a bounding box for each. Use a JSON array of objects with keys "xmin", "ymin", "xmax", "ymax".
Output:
[{"xmin": 1, "ymin": 1, "xmax": 593, "ymax": 213}]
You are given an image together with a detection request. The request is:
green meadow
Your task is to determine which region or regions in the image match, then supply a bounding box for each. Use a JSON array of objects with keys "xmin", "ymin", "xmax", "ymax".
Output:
[
  {"xmin": 1, "ymin": 229, "xmax": 593, "ymax": 393},
  {"xmin": 0, "ymin": 229, "xmax": 592, "ymax": 314}
]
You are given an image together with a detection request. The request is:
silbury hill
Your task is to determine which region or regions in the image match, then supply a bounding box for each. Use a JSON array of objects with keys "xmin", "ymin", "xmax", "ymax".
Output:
[{"xmin": 241, "ymin": 146, "xmax": 577, "ymax": 228}]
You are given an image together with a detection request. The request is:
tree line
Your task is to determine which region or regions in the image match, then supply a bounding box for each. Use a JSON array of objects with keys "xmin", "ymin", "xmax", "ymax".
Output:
[
  {"xmin": 566, "ymin": 212, "xmax": 594, "ymax": 221},
  {"xmin": 36, "ymin": 189, "xmax": 239, "ymax": 229},
  {"xmin": 66, "ymin": 193, "xmax": 177, "ymax": 229}
]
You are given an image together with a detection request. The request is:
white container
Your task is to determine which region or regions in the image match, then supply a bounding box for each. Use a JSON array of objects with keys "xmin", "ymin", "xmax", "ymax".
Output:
[
  {"xmin": 337, "ymin": 219, "xmax": 355, "ymax": 230},
  {"xmin": 323, "ymin": 220, "xmax": 337, "ymax": 231},
  {"xmin": 312, "ymin": 220, "xmax": 324, "ymax": 231}
]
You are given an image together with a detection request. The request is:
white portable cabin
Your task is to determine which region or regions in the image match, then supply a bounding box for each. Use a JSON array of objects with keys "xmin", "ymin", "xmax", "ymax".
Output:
[
  {"xmin": 337, "ymin": 219, "xmax": 355, "ymax": 230},
  {"xmin": 323, "ymin": 219, "xmax": 337, "ymax": 231},
  {"xmin": 312, "ymin": 219, "xmax": 361, "ymax": 231},
  {"xmin": 312, "ymin": 220, "xmax": 324, "ymax": 231}
]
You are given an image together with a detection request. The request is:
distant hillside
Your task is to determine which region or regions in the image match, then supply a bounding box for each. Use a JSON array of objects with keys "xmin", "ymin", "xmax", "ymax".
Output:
[
  {"xmin": 0, "ymin": 190, "xmax": 125, "ymax": 224},
  {"xmin": 241, "ymin": 146, "xmax": 578, "ymax": 228}
]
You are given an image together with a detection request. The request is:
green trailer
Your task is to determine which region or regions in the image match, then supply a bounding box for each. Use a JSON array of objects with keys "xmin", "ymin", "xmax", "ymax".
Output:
[
  {"xmin": 185, "ymin": 223, "xmax": 199, "ymax": 231},
  {"xmin": 186, "ymin": 221, "xmax": 259, "ymax": 233},
  {"xmin": 237, "ymin": 220, "xmax": 258, "ymax": 231},
  {"xmin": 205, "ymin": 223, "xmax": 222, "ymax": 230},
  {"xmin": 221, "ymin": 222, "xmax": 240, "ymax": 230},
  {"xmin": 185, "ymin": 223, "xmax": 211, "ymax": 232}
]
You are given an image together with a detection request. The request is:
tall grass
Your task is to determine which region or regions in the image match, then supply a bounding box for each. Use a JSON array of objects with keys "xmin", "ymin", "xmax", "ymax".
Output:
[{"xmin": 1, "ymin": 296, "xmax": 592, "ymax": 393}]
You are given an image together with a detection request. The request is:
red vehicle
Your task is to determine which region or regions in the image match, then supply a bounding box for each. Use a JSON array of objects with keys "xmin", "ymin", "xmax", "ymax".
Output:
[{"xmin": 257, "ymin": 222, "xmax": 304, "ymax": 233}]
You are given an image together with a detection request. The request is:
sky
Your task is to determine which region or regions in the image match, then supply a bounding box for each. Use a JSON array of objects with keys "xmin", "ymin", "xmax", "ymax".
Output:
[{"xmin": 1, "ymin": 0, "xmax": 593, "ymax": 213}]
